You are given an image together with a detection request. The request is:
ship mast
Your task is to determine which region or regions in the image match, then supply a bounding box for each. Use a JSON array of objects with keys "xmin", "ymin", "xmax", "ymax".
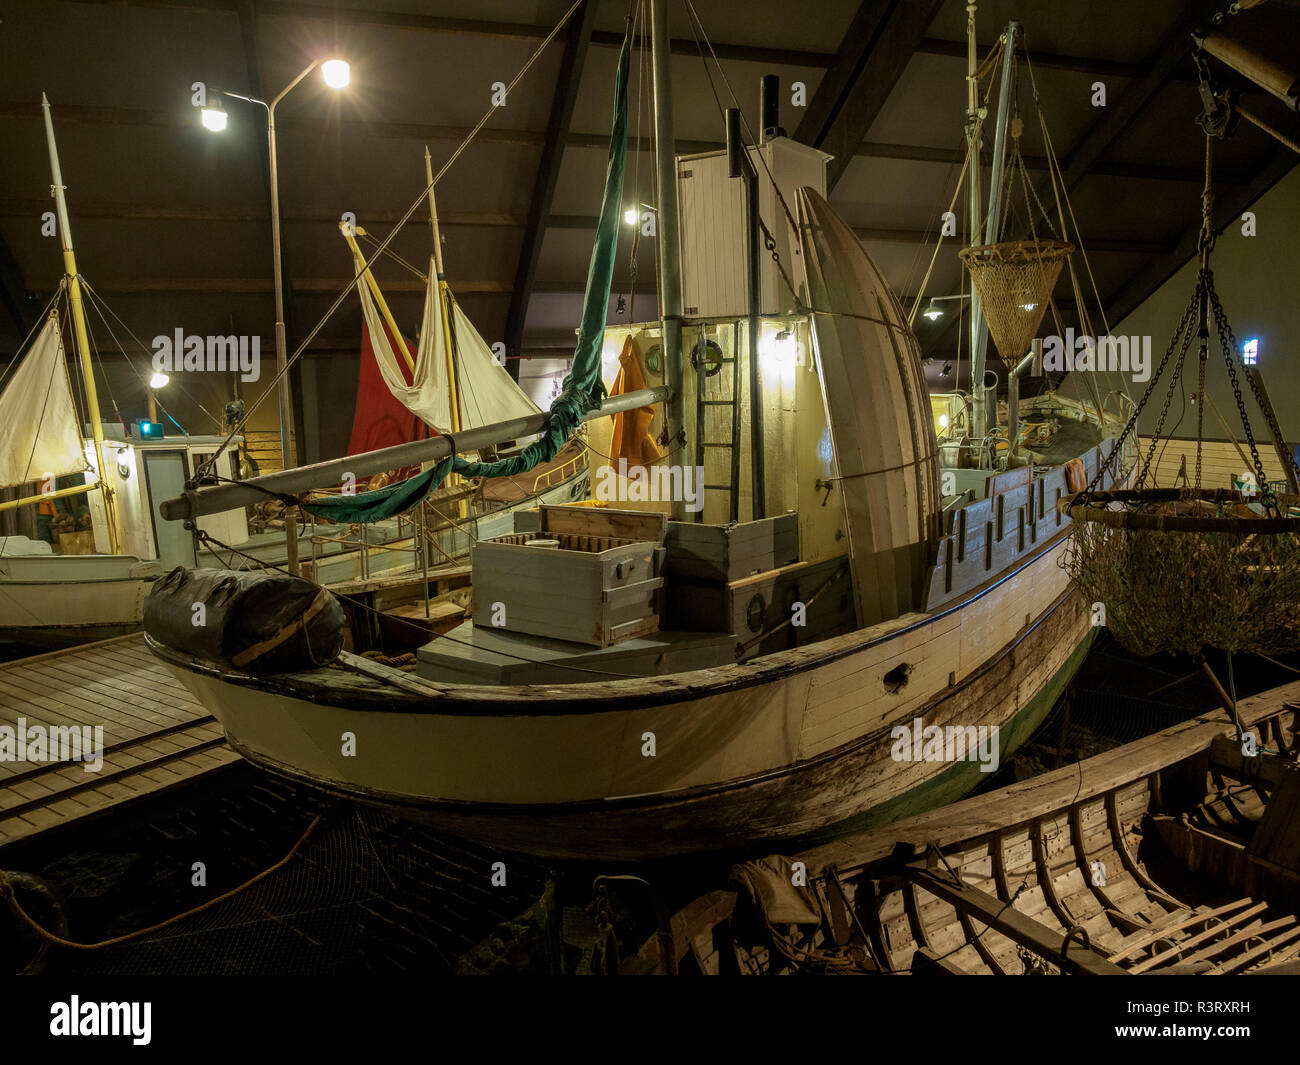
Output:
[
  {"xmin": 649, "ymin": 0, "xmax": 687, "ymax": 521},
  {"xmin": 965, "ymin": 8, "xmax": 1020, "ymax": 453},
  {"xmin": 425, "ymin": 146, "xmax": 461, "ymax": 437},
  {"xmin": 426, "ymin": 146, "xmax": 466, "ymax": 517},
  {"xmin": 41, "ymin": 94, "xmax": 120, "ymax": 554}
]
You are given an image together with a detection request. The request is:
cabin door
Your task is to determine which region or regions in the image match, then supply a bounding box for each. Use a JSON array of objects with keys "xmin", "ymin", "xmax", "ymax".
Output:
[{"xmin": 142, "ymin": 450, "xmax": 196, "ymax": 568}]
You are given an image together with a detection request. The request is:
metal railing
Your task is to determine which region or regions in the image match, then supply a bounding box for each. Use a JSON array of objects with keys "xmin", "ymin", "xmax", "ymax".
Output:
[{"xmin": 532, "ymin": 444, "xmax": 588, "ymax": 495}]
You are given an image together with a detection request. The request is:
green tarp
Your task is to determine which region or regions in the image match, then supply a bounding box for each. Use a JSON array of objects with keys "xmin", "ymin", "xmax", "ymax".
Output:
[{"xmin": 306, "ymin": 35, "xmax": 630, "ymax": 527}]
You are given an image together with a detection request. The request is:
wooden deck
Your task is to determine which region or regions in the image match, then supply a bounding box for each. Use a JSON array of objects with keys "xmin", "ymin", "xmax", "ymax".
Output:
[{"xmin": 0, "ymin": 634, "xmax": 238, "ymax": 849}]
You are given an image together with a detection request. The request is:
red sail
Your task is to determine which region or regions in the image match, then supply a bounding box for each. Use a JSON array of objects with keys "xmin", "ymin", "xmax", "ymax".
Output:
[{"xmin": 346, "ymin": 321, "xmax": 431, "ymax": 485}]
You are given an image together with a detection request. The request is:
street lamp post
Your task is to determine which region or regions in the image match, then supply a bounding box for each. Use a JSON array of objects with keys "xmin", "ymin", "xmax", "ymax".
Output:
[{"xmin": 203, "ymin": 58, "xmax": 349, "ymax": 576}]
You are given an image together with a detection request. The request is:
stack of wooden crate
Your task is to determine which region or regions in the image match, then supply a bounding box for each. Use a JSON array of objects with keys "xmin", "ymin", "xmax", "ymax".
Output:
[
  {"xmin": 471, "ymin": 506, "xmax": 667, "ymax": 647},
  {"xmin": 662, "ymin": 514, "xmax": 801, "ymax": 636}
]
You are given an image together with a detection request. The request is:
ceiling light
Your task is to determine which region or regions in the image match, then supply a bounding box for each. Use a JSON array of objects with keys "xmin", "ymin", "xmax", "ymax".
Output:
[
  {"xmin": 149, "ymin": 371, "xmax": 170, "ymax": 389},
  {"xmin": 623, "ymin": 207, "xmax": 639, "ymax": 225},
  {"xmin": 923, "ymin": 300, "xmax": 943, "ymax": 321},
  {"xmin": 321, "ymin": 59, "xmax": 351, "ymax": 89}
]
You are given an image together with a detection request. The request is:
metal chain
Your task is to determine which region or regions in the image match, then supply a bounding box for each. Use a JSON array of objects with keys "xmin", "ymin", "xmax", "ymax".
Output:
[
  {"xmin": 759, "ymin": 217, "xmax": 804, "ymax": 310},
  {"xmin": 1083, "ymin": 289, "xmax": 1199, "ymax": 496},
  {"xmin": 1196, "ymin": 329, "xmax": 1207, "ymax": 490},
  {"xmin": 1208, "ymin": 277, "xmax": 1278, "ymax": 513},
  {"xmin": 1139, "ymin": 303, "xmax": 1198, "ymax": 490}
]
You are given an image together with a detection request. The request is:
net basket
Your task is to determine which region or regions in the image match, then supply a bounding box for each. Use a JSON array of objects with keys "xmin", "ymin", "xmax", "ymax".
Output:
[
  {"xmin": 1060, "ymin": 488, "xmax": 1300, "ymax": 656},
  {"xmin": 959, "ymin": 239, "xmax": 1073, "ymax": 363}
]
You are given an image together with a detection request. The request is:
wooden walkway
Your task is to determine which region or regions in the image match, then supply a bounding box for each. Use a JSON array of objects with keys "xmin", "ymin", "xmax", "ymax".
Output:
[{"xmin": 0, "ymin": 634, "xmax": 239, "ymax": 849}]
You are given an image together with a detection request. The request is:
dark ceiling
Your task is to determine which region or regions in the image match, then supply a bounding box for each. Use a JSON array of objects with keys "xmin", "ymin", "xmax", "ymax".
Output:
[{"xmin": 0, "ymin": 0, "xmax": 1296, "ymax": 443}]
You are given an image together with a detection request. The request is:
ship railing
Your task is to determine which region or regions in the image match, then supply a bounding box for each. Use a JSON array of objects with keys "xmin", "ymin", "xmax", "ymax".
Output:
[{"xmin": 533, "ymin": 444, "xmax": 589, "ymax": 495}]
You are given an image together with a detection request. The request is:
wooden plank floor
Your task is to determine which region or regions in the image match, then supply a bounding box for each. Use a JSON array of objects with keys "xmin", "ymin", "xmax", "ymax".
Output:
[{"xmin": 0, "ymin": 634, "xmax": 240, "ymax": 849}]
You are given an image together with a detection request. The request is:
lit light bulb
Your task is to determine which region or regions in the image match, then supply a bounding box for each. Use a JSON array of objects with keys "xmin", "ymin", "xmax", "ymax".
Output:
[
  {"xmin": 200, "ymin": 107, "xmax": 228, "ymax": 132},
  {"xmin": 623, "ymin": 207, "xmax": 639, "ymax": 225},
  {"xmin": 938, "ymin": 413, "xmax": 950, "ymax": 429},
  {"xmin": 1021, "ymin": 301, "xmax": 1037, "ymax": 312},
  {"xmin": 149, "ymin": 371, "xmax": 169, "ymax": 389},
  {"xmin": 321, "ymin": 59, "xmax": 351, "ymax": 89}
]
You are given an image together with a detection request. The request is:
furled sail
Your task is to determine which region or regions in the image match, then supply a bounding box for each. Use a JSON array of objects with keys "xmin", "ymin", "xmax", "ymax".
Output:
[
  {"xmin": 347, "ymin": 244, "xmax": 540, "ymax": 434},
  {"xmin": 0, "ymin": 313, "xmax": 89, "ymax": 489}
]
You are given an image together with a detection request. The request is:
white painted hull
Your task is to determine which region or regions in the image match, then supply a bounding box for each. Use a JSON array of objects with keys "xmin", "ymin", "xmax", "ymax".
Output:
[
  {"xmin": 0, "ymin": 554, "xmax": 160, "ymax": 648},
  {"xmin": 153, "ymin": 529, "xmax": 1093, "ymax": 859}
]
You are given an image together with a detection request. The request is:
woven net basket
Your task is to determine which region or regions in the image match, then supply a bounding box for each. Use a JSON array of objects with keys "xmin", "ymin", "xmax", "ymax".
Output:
[
  {"xmin": 1060, "ymin": 488, "xmax": 1300, "ymax": 656},
  {"xmin": 959, "ymin": 239, "xmax": 1073, "ymax": 363}
]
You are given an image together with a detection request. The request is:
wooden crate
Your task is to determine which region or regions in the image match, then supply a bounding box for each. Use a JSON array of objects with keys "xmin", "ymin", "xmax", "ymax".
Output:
[
  {"xmin": 663, "ymin": 513, "xmax": 798, "ymax": 582},
  {"xmin": 472, "ymin": 531, "xmax": 662, "ymax": 647},
  {"xmin": 514, "ymin": 504, "xmax": 668, "ymax": 545},
  {"xmin": 57, "ymin": 530, "xmax": 97, "ymax": 555}
]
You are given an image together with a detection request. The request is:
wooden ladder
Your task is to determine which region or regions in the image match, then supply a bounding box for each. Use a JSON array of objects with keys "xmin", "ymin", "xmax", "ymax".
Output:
[{"xmin": 693, "ymin": 325, "xmax": 742, "ymax": 524}]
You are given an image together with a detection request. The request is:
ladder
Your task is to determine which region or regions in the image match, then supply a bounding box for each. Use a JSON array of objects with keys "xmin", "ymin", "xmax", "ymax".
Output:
[{"xmin": 693, "ymin": 322, "xmax": 742, "ymax": 523}]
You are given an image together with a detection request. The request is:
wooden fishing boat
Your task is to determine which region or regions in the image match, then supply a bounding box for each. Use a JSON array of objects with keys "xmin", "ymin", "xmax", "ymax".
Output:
[
  {"xmin": 1, "ymin": 98, "xmax": 189, "ymax": 649},
  {"xmin": 143, "ymin": 8, "xmax": 1133, "ymax": 860},
  {"xmin": 622, "ymin": 683, "xmax": 1300, "ymax": 974}
]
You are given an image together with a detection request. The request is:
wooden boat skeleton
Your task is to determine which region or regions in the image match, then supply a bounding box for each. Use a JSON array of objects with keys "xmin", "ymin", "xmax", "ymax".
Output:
[{"xmin": 621, "ymin": 684, "xmax": 1300, "ymax": 975}]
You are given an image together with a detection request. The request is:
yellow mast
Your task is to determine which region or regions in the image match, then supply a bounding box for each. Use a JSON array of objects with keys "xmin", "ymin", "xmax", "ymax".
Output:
[
  {"xmin": 40, "ymin": 94, "xmax": 119, "ymax": 554},
  {"xmin": 426, "ymin": 147, "xmax": 466, "ymax": 516},
  {"xmin": 425, "ymin": 146, "xmax": 461, "ymax": 436},
  {"xmin": 339, "ymin": 222, "xmax": 415, "ymax": 375}
]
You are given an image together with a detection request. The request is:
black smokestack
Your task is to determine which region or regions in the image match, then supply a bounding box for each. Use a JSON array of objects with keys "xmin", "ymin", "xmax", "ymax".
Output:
[{"xmin": 760, "ymin": 74, "xmax": 784, "ymax": 141}]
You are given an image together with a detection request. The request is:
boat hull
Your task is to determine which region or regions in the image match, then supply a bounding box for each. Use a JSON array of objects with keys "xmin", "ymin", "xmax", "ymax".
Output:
[
  {"xmin": 153, "ymin": 531, "xmax": 1095, "ymax": 861},
  {"xmin": 0, "ymin": 554, "xmax": 158, "ymax": 649}
]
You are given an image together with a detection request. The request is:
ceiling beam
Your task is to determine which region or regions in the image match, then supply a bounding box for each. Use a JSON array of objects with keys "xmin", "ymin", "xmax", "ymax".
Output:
[
  {"xmin": 0, "ymin": 103, "xmax": 1243, "ymax": 184},
  {"xmin": 1105, "ymin": 143, "xmax": 1298, "ymax": 326},
  {"xmin": 1052, "ymin": 9, "xmax": 1203, "ymax": 201},
  {"xmin": 853, "ymin": 227, "xmax": 1167, "ymax": 254},
  {"xmin": 68, "ymin": 0, "xmax": 834, "ymax": 68},
  {"xmin": 503, "ymin": 0, "xmax": 597, "ymax": 382},
  {"xmin": 24, "ymin": 278, "xmax": 590, "ymax": 295},
  {"xmin": 0, "ymin": 196, "xmax": 1172, "ymax": 255},
  {"xmin": 795, "ymin": 0, "xmax": 945, "ymax": 190},
  {"xmin": 914, "ymin": 36, "xmax": 1196, "ymax": 83},
  {"xmin": 67, "ymin": 1, "xmax": 1197, "ymax": 82}
]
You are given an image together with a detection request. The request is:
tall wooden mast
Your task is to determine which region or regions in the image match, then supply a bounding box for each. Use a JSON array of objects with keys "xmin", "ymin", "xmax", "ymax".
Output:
[
  {"xmin": 41, "ymin": 94, "xmax": 119, "ymax": 554},
  {"xmin": 649, "ymin": 0, "xmax": 687, "ymax": 521}
]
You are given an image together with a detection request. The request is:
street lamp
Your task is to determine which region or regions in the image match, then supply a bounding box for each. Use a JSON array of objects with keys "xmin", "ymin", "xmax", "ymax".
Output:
[{"xmin": 203, "ymin": 58, "xmax": 350, "ymax": 575}]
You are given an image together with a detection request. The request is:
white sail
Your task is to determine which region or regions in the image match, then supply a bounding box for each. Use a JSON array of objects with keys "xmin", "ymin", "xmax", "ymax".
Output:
[
  {"xmin": 350, "ymin": 248, "xmax": 540, "ymax": 434},
  {"xmin": 0, "ymin": 313, "xmax": 90, "ymax": 490}
]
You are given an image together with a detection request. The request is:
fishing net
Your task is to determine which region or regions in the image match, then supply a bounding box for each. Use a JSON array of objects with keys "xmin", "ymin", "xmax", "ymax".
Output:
[
  {"xmin": 1062, "ymin": 489, "xmax": 1300, "ymax": 656},
  {"xmin": 1059, "ymin": 135, "xmax": 1300, "ymax": 657},
  {"xmin": 959, "ymin": 239, "xmax": 1073, "ymax": 363}
]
